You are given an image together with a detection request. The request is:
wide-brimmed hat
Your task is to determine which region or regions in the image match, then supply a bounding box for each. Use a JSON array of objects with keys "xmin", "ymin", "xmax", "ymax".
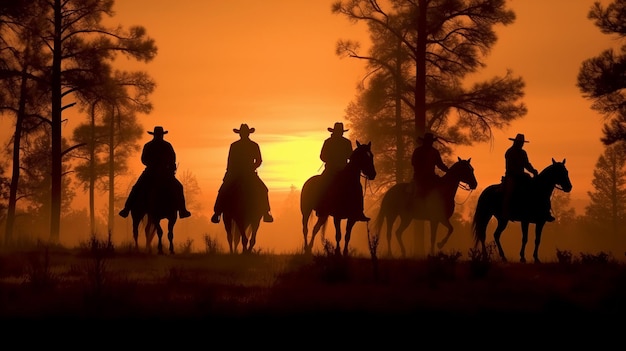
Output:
[
  {"xmin": 508, "ymin": 133, "xmax": 529, "ymax": 143},
  {"xmin": 418, "ymin": 132, "xmax": 437, "ymax": 144},
  {"xmin": 234, "ymin": 123, "xmax": 255, "ymax": 134},
  {"xmin": 328, "ymin": 122, "xmax": 348, "ymax": 133},
  {"xmin": 148, "ymin": 126, "xmax": 168, "ymax": 135}
]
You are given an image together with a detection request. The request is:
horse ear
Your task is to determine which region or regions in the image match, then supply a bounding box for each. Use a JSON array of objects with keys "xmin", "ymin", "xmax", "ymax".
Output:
[
  {"xmin": 356, "ymin": 140, "xmax": 361, "ymax": 147},
  {"xmin": 458, "ymin": 156, "xmax": 461, "ymax": 162},
  {"xmin": 552, "ymin": 158, "xmax": 556, "ymax": 164},
  {"xmin": 468, "ymin": 157, "xmax": 471, "ymax": 163},
  {"xmin": 563, "ymin": 158, "xmax": 566, "ymax": 165},
  {"xmin": 367, "ymin": 141, "xmax": 371, "ymax": 147}
]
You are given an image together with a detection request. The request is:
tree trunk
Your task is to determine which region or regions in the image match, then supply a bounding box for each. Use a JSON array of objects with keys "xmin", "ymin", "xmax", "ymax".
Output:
[
  {"xmin": 108, "ymin": 105, "xmax": 116, "ymax": 236},
  {"xmin": 89, "ymin": 103, "xmax": 96, "ymax": 236},
  {"xmin": 49, "ymin": 0, "xmax": 62, "ymax": 242},
  {"xmin": 5, "ymin": 70, "xmax": 28, "ymax": 246},
  {"xmin": 412, "ymin": 0, "xmax": 428, "ymax": 257}
]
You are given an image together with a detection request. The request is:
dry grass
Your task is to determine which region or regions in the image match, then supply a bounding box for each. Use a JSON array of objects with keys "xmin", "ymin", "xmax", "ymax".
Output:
[{"xmin": 0, "ymin": 238, "xmax": 624, "ymax": 333}]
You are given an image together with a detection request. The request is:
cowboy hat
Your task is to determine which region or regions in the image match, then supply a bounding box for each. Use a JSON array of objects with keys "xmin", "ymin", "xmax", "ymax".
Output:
[
  {"xmin": 328, "ymin": 122, "xmax": 348, "ymax": 133},
  {"xmin": 234, "ymin": 123, "xmax": 255, "ymax": 134},
  {"xmin": 508, "ymin": 133, "xmax": 529, "ymax": 143},
  {"xmin": 418, "ymin": 132, "xmax": 437, "ymax": 144},
  {"xmin": 148, "ymin": 126, "xmax": 168, "ymax": 135}
]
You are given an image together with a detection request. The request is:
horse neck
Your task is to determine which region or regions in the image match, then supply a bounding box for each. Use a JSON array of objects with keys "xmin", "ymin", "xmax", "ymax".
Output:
[
  {"xmin": 534, "ymin": 171, "xmax": 556, "ymax": 196},
  {"xmin": 343, "ymin": 160, "xmax": 363, "ymax": 181},
  {"xmin": 440, "ymin": 168, "xmax": 461, "ymax": 197}
]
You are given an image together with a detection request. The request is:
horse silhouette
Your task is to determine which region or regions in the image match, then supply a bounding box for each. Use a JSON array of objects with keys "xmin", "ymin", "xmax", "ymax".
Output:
[
  {"xmin": 373, "ymin": 157, "xmax": 477, "ymax": 257},
  {"xmin": 472, "ymin": 158, "xmax": 572, "ymax": 263},
  {"xmin": 300, "ymin": 141, "xmax": 376, "ymax": 256},
  {"xmin": 221, "ymin": 174, "xmax": 266, "ymax": 254},
  {"xmin": 130, "ymin": 175, "xmax": 178, "ymax": 255}
]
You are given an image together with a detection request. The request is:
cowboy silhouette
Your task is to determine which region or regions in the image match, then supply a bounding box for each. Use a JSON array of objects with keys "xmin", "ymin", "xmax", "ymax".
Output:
[
  {"xmin": 211, "ymin": 123, "xmax": 273, "ymax": 224},
  {"xmin": 319, "ymin": 122, "xmax": 369, "ymax": 222},
  {"xmin": 119, "ymin": 126, "xmax": 191, "ymax": 219},
  {"xmin": 503, "ymin": 133, "xmax": 554, "ymax": 222},
  {"xmin": 411, "ymin": 132, "xmax": 449, "ymax": 197}
]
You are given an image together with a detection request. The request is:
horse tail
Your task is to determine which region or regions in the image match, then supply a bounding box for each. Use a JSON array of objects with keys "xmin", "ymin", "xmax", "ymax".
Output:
[{"xmin": 471, "ymin": 186, "xmax": 493, "ymax": 246}]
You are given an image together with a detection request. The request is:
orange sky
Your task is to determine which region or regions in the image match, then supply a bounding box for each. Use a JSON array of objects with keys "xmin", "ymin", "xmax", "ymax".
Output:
[
  {"xmin": 0, "ymin": 0, "xmax": 618, "ymax": 227},
  {"xmin": 104, "ymin": 0, "xmax": 616, "ymax": 213},
  {"xmin": 108, "ymin": 0, "xmax": 616, "ymax": 217}
]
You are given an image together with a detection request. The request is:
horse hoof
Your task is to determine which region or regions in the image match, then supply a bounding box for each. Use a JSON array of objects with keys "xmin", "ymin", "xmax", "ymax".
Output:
[{"xmin": 520, "ymin": 257, "xmax": 526, "ymax": 263}]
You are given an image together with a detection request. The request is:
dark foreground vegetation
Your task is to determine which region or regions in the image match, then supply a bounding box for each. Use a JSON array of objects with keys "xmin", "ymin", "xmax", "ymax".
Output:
[{"xmin": 1, "ymin": 237, "xmax": 625, "ymax": 336}]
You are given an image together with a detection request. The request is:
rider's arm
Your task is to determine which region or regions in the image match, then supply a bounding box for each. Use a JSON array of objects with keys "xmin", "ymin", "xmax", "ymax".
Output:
[
  {"xmin": 253, "ymin": 143, "xmax": 262, "ymax": 170},
  {"xmin": 523, "ymin": 152, "xmax": 538, "ymax": 176},
  {"xmin": 140, "ymin": 144, "xmax": 149, "ymax": 166},
  {"xmin": 436, "ymin": 153, "xmax": 449, "ymax": 172},
  {"xmin": 320, "ymin": 139, "xmax": 329, "ymax": 163}
]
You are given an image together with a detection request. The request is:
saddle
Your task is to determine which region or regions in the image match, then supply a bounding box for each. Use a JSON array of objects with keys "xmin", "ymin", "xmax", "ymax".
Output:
[
  {"xmin": 501, "ymin": 175, "xmax": 534, "ymax": 220},
  {"xmin": 316, "ymin": 171, "xmax": 359, "ymax": 217},
  {"xmin": 406, "ymin": 178, "xmax": 439, "ymax": 205}
]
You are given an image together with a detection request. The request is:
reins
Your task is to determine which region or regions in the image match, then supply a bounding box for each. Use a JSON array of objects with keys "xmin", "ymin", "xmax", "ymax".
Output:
[{"xmin": 455, "ymin": 184, "xmax": 474, "ymax": 205}]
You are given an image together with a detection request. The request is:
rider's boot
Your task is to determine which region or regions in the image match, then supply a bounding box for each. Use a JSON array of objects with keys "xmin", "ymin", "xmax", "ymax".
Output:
[
  {"xmin": 263, "ymin": 211, "xmax": 274, "ymax": 223},
  {"xmin": 211, "ymin": 212, "xmax": 221, "ymax": 223},
  {"xmin": 545, "ymin": 211, "xmax": 555, "ymax": 222},
  {"xmin": 119, "ymin": 208, "xmax": 130, "ymax": 218},
  {"xmin": 119, "ymin": 198, "xmax": 131, "ymax": 218},
  {"xmin": 119, "ymin": 184, "xmax": 140, "ymax": 218},
  {"xmin": 179, "ymin": 208, "xmax": 191, "ymax": 219}
]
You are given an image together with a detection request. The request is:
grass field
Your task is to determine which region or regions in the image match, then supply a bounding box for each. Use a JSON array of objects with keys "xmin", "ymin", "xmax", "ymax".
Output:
[{"xmin": 1, "ymin": 236, "xmax": 625, "ymax": 329}]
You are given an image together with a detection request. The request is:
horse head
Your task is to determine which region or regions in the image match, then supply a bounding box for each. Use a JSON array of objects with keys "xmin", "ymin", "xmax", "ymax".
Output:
[
  {"xmin": 540, "ymin": 158, "xmax": 572, "ymax": 192},
  {"xmin": 448, "ymin": 157, "xmax": 478, "ymax": 190},
  {"xmin": 352, "ymin": 140, "xmax": 376, "ymax": 180}
]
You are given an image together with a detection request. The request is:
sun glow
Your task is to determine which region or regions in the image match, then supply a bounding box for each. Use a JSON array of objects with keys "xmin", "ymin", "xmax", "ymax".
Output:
[{"xmin": 259, "ymin": 131, "xmax": 329, "ymax": 193}]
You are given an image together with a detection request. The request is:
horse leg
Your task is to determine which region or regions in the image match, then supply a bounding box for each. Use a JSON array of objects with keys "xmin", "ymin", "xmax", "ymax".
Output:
[
  {"xmin": 437, "ymin": 219, "xmax": 453, "ymax": 251},
  {"xmin": 343, "ymin": 219, "xmax": 357, "ymax": 256},
  {"xmin": 234, "ymin": 227, "xmax": 241, "ymax": 253},
  {"xmin": 533, "ymin": 222, "xmax": 545, "ymax": 263},
  {"xmin": 334, "ymin": 217, "xmax": 343, "ymax": 256},
  {"xmin": 167, "ymin": 220, "xmax": 175, "ymax": 254},
  {"xmin": 156, "ymin": 223, "xmax": 165, "ymax": 255},
  {"xmin": 224, "ymin": 222, "xmax": 234, "ymax": 254},
  {"xmin": 248, "ymin": 230, "xmax": 257, "ymax": 253},
  {"xmin": 239, "ymin": 224, "xmax": 249, "ymax": 254},
  {"xmin": 384, "ymin": 215, "xmax": 395, "ymax": 257},
  {"xmin": 428, "ymin": 221, "xmax": 438, "ymax": 255},
  {"xmin": 310, "ymin": 215, "xmax": 326, "ymax": 253},
  {"xmin": 144, "ymin": 224, "xmax": 153, "ymax": 254},
  {"xmin": 132, "ymin": 220, "xmax": 140, "ymax": 251},
  {"xmin": 249, "ymin": 222, "xmax": 260, "ymax": 253},
  {"xmin": 302, "ymin": 209, "xmax": 311, "ymax": 254},
  {"xmin": 519, "ymin": 221, "xmax": 529, "ymax": 263},
  {"xmin": 493, "ymin": 219, "xmax": 509, "ymax": 262},
  {"xmin": 395, "ymin": 216, "xmax": 412, "ymax": 258}
]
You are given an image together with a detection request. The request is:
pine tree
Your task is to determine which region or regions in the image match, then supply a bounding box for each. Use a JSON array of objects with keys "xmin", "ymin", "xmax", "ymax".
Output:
[
  {"xmin": 585, "ymin": 144, "xmax": 626, "ymax": 236},
  {"xmin": 577, "ymin": 0, "xmax": 626, "ymax": 146}
]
